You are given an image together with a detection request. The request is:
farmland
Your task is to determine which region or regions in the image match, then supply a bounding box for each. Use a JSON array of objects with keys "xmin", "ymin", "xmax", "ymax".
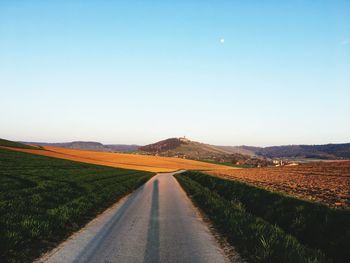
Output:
[
  {"xmin": 0, "ymin": 148, "xmax": 154, "ymax": 262},
  {"xmin": 1, "ymin": 145, "xmax": 233, "ymax": 172},
  {"xmin": 1, "ymin": 139, "xmax": 349, "ymax": 262},
  {"xmin": 208, "ymin": 161, "xmax": 350, "ymax": 208},
  {"xmin": 176, "ymin": 171, "xmax": 350, "ymax": 263}
]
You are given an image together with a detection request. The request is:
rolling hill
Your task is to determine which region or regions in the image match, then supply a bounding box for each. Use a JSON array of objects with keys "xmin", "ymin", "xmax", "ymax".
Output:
[
  {"xmin": 140, "ymin": 138, "xmax": 350, "ymax": 163},
  {"xmin": 253, "ymin": 144, "xmax": 350, "ymax": 159},
  {"xmin": 21, "ymin": 141, "xmax": 140, "ymax": 152},
  {"xmin": 139, "ymin": 137, "xmax": 239, "ymax": 157},
  {"xmin": 139, "ymin": 137, "xmax": 270, "ymax": 167},
  {"xmin": 2, "ymin": 143, "xmax": 233, "ymax": 173},
  {"xmin": 17, "ymin": 138, "xmax": 350, "ymax": 162},
  {"xmin": 0, "ymin": 138, "xmax": 40, "ymax": 150}
]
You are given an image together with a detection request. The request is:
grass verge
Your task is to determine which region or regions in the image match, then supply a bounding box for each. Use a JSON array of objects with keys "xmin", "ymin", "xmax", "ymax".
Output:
[
  {"xmin": 0, "ymin": 148, "xmax": 154, "ymax": 262},
  {"xmin": 185, "ymin": 171, "xmax": 350, "ymax": 262},
  {"xmin": 175, "ymin": 171, "xmax": 337, "ymax": 263}
]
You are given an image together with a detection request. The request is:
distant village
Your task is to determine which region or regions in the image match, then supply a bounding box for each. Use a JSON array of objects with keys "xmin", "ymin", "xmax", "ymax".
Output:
[{"xmin": 271, "ymin": 159, "xmax": 299, "ymax": 167}]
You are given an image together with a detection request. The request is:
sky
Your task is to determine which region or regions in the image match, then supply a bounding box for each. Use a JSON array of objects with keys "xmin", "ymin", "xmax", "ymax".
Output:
[{"xmin": 0, "ymin": 0, "xmax": 349, "ymax": 146}]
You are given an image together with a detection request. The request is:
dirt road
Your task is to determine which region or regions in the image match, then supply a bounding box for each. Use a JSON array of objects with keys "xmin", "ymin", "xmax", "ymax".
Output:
[{"xmin": 39, "ymin": 171, "xmax": 231, "ymax": 263}]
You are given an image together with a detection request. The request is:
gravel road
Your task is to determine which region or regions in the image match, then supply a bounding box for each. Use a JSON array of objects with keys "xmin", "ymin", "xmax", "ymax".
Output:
[{"xmin": 38, "ymin": 171, "xmax": 232, "ymax": 263}]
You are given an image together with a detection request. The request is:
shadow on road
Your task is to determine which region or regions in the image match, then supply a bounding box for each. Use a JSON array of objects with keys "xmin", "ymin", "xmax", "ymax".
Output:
[{"xmin": 143, "ymin": 179, "xmax": 160, "ymax": 263}]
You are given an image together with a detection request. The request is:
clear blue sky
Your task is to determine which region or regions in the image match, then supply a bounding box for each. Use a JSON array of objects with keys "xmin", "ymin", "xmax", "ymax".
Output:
[{"xmin": 1, "ymin": 1, "xmax": 349, "ymax": 146}]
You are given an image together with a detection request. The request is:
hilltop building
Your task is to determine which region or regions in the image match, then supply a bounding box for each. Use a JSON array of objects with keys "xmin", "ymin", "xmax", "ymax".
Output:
[{"xmin": 179, "ymin": 136, "xmax": 190, "ymax": 143}]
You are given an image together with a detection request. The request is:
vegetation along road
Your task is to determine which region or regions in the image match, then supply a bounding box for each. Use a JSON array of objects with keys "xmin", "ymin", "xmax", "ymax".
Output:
[
  {"xmin": 40, "ymin": 171, "xmax": 232, "ymax": 263},
  {"xmin": 0, "ymin": 146, "xmax": 153, "ymax": 263}
]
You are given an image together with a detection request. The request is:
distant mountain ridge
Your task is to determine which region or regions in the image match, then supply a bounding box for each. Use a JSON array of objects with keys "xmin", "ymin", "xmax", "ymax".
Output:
[
  {"xmin": 19, "ymin": 138, "xmax": 350, "ymax": 160},
  {"xmin": 253, "ymin": 143, "xmax": 350, "ymax": 159},
  {"xmin": 22, "ymin": 141, "xmax": 140, "ymax": 152}
]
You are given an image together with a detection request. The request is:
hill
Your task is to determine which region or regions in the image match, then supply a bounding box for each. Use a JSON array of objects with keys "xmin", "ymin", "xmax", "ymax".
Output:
[
  {"xmin": 106, "ymin": 144, "xmax": 140, "ymax": 152},
  {"xmin": 212, "ymin": 144, "xmax": 350, "ymax": 160},
  {"xmin": 254, "ymin": 143, "xmax": 350, "ymax": 159},
  {"xmin": 139, "ymin": 137, "xmax": 270, "ymax": 167},
  {"xmin": 139, "ymin": 138, "xmax": 350, "ymax": 165},
  {"xmin": 140, "ymin": 137, "xmax": 235, "ymax": 157},
  {"xmin": 22, "ymin": 141, "xmax": 140, "ymax": 152},
  {"xmin": 0, "ymin": 138, "xmax": 40, "ymax": 150},
  {"xmin": 17, "ymin": 138, "xmax": 350, "ymax": 161}
]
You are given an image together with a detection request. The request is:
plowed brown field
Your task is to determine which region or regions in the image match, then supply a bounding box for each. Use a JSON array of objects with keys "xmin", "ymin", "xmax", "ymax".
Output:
[
  {"xmin": 208, "ymin": 161, "xmax": 350, "ymax": 208},
  {"xmin": 1, "ymin": 146, "xmax": 234, "ymax": 173}
]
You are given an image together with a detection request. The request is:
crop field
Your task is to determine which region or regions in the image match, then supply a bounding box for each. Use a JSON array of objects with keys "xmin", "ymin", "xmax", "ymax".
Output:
[
  {"xmin": 176, "ymin": 171, "xmax": 350, "ymax": 263},
  {"xmin": 1, "ymin": 145, "xmax": 232, "ymax": 172},
  {"xmin": 208, "ymin": 161, "xmax": 350, "ymax": 208},
  {"xmin": 0, "ymin": 148, "xmax": 154, "ymax": 263}
]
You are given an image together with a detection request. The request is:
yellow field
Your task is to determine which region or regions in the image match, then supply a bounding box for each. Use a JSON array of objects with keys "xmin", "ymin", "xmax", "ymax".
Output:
[{"xmin": 2, "ymin": 146, "xmax": 234, "ymax": 172}]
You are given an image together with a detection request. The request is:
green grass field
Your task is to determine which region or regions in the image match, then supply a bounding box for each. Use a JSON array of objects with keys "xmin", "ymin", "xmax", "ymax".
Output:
[
  {"xmin": 176, "ymin": 171, "xmax": 350, "ymax": 263},
  {"xmin": 0, "ymin": 148, "xmax": 154, "ymax": 263}
]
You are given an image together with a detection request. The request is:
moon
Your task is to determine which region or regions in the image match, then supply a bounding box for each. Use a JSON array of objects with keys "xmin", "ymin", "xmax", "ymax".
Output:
[{"xmin": 220, "ymin": 38, "xmax": 225, "ymax": 44}]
